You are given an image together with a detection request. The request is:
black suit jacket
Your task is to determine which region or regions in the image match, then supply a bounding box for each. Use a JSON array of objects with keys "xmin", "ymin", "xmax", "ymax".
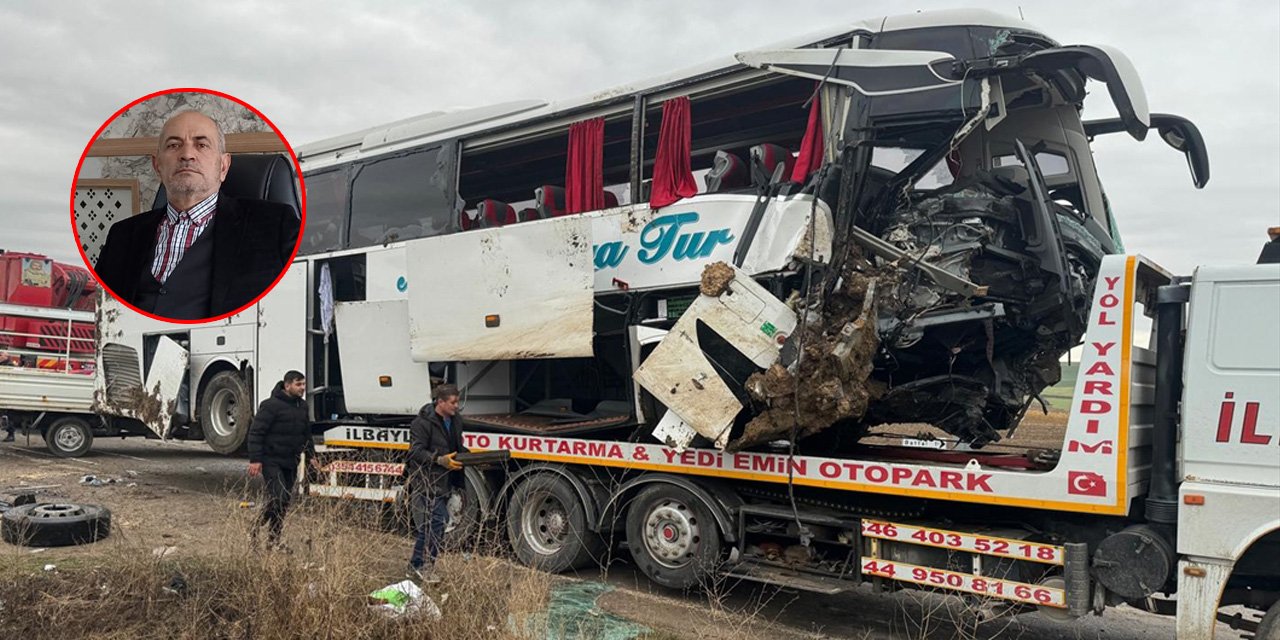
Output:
[{"xmin": 94, "ymin": 193, "xmax": 300, "ymax": 317}]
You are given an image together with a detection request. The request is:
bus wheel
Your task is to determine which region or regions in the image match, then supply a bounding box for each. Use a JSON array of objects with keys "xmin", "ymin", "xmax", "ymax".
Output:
[
  {"xmin": 44, "ymin": 416, "xmax": 93, "ymax": 458},
  {"xmin": 505, "ymin": 473, "xmax": 603, "ymax": 573},
  {"xmin": 200, "ymin": 371, "xmax": 252, "ymax": 454},
  {"xmin": 626, "ymin": 483, "xmax": 722, "ymax": 590}
]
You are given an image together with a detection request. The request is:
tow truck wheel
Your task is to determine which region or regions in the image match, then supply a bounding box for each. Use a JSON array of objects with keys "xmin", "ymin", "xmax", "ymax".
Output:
[
  {"xmin": 505, "ymin": 473, "xmax": 603, "ymax": 573},
  {"xmin": 1257, "ymin": 598, "xmax": 1280, "ymax": 640},
  {"xmin": 625, "ymin": 483, "xmax": 722, "ymax": 590},
  {"xmin": 44, "ymin": 416, "xmax": 93, "ymax": 458},
  {"xmin": 443, "ymin": 474, "xmax": 483, "ymax": 549},
  {"xmin": 200, "ymin": 371, "xmax": 252, "ymax": 454}
]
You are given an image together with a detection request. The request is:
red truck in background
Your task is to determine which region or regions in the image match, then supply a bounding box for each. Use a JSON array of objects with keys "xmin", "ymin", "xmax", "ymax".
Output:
[
  {"xmin": 1, "ymin": 249, "xmax": 102, "ymax": 455},
  {"xmin": 0, "ymin": 250, "xmax": 97, "ymax": 373}
]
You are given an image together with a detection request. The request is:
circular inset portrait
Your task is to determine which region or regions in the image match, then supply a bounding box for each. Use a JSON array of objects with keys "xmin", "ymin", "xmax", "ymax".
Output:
[{"xmin": 71, "ymin": 88, "xmax": 305, "ymax": 323}]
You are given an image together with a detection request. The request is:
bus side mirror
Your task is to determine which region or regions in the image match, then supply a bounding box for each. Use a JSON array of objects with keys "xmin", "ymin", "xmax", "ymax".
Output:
[
  {"xmin": 1155, "ymin": 116, "xmax": 1210, "ymax": 189},
  {"xmin": 1085, "ymin": 113, "xmax": 1210, "ymax": 189}
]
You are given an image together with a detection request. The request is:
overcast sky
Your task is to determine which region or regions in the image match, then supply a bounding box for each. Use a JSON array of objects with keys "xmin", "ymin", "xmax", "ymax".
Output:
[{"xmin": 1, "ymin": 0, "xmax": 1276, "ymax": 276}]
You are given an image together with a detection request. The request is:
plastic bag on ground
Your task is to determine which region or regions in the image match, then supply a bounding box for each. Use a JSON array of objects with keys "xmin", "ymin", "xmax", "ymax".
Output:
[{"xmin": 369, "ymin": 579, "xmax": 441, "ymax": 620}]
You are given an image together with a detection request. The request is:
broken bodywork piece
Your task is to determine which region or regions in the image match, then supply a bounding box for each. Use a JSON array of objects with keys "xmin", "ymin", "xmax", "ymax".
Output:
[
  {"xmin": 634, "ymin": 263, "xmax": 797, "ymax": 450},
  {"xmin": 641, "ymin": 168, "xmax": 1102, "ymax": 450},
  {"xmin": 93, "ymin": 334, "xmax": 188, "ymax": 438},
  {"xmin": 636, "ymin": 20, "xmax": 1203, "ymax": 451}
]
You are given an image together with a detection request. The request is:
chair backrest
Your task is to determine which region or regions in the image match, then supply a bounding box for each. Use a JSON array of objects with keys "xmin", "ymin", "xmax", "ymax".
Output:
[
  {"xmin": 748, "ymin": 144, "xmax": 796, "ymax": 190},
  {"xmin": 517, "ymin": 207, "xmax": 541, "ymax": 222},
  {"xmin": 459, "ymin": 208, "xmax": 480, "ymax": 231},
  {"xmin": 477, "ymin": 199, "xmax": 516, "ymax": 227},
  {"xmin": 535, "ymin": 185, "xmax": 567, "ymax": 218},
  {"xmin": 152, "ymin": 153, "xmax": 300, "ymax": 218},
  {"xmin": 602, "ymin": 190, "xmax": 619, "ymax": 208},
  {"xmin": 706, "ymin": 150, "xmax": 750, "ymax": 193}
]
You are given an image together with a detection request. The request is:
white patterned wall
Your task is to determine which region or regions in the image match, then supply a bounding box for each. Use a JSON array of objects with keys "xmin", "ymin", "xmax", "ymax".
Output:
[{"xmin": 75, "ymin": 183, "xmax": 136, "ymax": 265}]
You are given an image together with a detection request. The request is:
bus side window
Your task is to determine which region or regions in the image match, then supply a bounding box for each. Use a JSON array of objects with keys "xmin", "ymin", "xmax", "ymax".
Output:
[
  {"xmin": 300, "ymin": 168, "xmax": 349, "ymax": 255},
  {"xmin": 348, "ymin": 145, "xmax": 451, "ymax": 248}
]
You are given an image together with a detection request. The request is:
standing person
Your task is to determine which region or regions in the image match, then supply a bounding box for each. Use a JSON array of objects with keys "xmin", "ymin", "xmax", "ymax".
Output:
[
  {"xmin": 246, "ymin": 370, "xmax": 315, "ymax": 550},
  {"xmin": 1, "ymin": 411, "xmax": 14, "ymax": 443},
  {"xmin": 404, "ymin": 384, "xmax": 468, "ymax": 583}
]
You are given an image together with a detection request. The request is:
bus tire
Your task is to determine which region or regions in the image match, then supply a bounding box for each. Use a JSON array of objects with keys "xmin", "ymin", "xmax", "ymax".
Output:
[
  {"xmin": 1, "ymin": 503, "xmax": 111, "ymax": 547},
  {"xmin": 505, "ymin": 473, "xmax": 603, "ymax": 573},
  {"xmin": 1257, "ymin": 598, "xmax": 1280, "ymax": 640},
  {"xmin": 44, "ymin": 416, "xmax": 93, "ymax": 458},
  {"xmin": 625, "ymin": 483, "xmax": 722, "ymax": 590},
  {"xmin": 200, "ymin": 371, "xmax": 252, "ymax": 454}
]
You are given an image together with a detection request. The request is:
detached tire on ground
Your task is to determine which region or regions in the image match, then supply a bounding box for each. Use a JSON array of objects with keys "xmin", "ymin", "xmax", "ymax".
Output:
[
  {"xmin": 43, "ymin": 415, "xmax": 93, "ymax": 458},
  {"xmin": 625, "ymin": 483, "xmax": 723, "ymax": 590},
  {"xmin": 1, "ymin": 503, "xmax": 111, "ymax": 547},
  {"xmin": 199, "ymin": 371, "xmax": 252, "ymax": 454},
  {"xmin": 505, "ymin": 473, "xmax": 604, "ymax": 573}
]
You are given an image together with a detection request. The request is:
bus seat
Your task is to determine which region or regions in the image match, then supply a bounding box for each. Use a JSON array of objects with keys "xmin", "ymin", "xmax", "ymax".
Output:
[
  {"xmin": 602, "ymin": 190, "xmax": 619, "ymax": 208},
  {"xmin": 749, "ymin": 144, "xmax": 796, "ymax": 189},
  {"xmin": 460, "ymin": 208, "xmax": 480, "ymax": 231},
  {"xmin": 535, "ymin": 185, "xmax": 567, "ymax": 218},
  {"xmin": 705, "ymin": 150, "xmax": 749, "ymax": 192},
  {"xmin": 478, "ymin": 199, "xmax": 516, "ymax": 227},
  {"xmin": 517, "ymin": 207, "xmax": 541, "ymax": 222}
]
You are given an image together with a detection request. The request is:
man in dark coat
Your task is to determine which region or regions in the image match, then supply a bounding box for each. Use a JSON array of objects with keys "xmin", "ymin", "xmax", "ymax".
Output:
[
  {"xmin": 92, "ymin": 110, "xmax": 299, "ymax": 320},
  {"xmin": 404, "ymin": 384, "xmax": 468, "ymax": 582},
  {"xmin": 247, "ymin": 370, "xmax": 315, "ymax": 549}
]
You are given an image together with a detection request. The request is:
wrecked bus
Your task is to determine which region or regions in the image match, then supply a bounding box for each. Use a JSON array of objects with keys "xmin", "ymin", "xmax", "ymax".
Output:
[{"xmin": 95, "ymin": 9, "xmax": 1280, "ymax": 638}]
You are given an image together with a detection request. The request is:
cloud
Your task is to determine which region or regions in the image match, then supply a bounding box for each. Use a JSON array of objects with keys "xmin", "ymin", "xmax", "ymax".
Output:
[{"xmin": 1, "ymin": 0, "xmax": 1276, "ymax": 275}]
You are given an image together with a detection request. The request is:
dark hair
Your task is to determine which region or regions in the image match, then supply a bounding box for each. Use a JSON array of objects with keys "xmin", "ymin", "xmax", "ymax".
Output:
[
  {"xmin": 434, "ymin": 383, "xmax": 460, "ymax": 401},
  {"xmin": 284, "ymin": 370, "xmax": 306, "ymax": 384}
]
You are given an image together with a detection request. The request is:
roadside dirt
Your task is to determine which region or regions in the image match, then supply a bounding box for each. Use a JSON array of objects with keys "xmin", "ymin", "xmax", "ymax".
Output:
[
  {"xmin": 733, "ymin": 256, "xmax": 884, "ymax": 451},
  {"xmin": 699, "ymin": 261, "xmax": 736, "ymax": 297},
  {"xmin": 0, "ymin": 437, "xmax": 1246, "ymax": 639}
]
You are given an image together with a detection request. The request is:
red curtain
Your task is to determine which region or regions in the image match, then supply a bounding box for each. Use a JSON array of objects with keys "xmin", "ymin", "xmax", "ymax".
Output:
[
  {"xmin": 565, "ymin": 117, "xmax": 605, "ymax": 214},
  {"xmin": 791, "ymin": 94, "xmax": 824, "ymax": 183},
  {"xmin": 650, "ymin": 97, "xmax": 697, "ymax": 209}
]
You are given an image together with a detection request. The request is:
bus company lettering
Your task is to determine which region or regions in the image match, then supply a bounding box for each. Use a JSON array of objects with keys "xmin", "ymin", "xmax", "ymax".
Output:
[{"xmin": 593, "ymin": 212, "xmax": 734, "ymax": 271}]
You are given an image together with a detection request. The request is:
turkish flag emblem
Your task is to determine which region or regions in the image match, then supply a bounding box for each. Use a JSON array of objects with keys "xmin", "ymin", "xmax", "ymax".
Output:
[{"xmin": 1067, "ymin": 471, "xmax": 1108, "ymax": 497}]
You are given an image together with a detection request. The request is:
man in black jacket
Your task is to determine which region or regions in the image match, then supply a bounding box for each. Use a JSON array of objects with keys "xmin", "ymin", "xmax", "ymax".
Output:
[
  {"xmin": 247, "ymin": 370, "xmax": 315, "ymax": 549},
  {"xmin": 92, "ymin": 110, "xmax": 299, "ymax": 320},
  {"xmin": 404, "ymin": 384, "xmax": 468, "ymax": 582}
]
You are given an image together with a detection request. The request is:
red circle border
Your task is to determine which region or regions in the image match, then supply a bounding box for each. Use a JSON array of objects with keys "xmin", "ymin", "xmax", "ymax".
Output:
[{"xmin": 69, "ymin": 87, "xmax": 308, "ymax": 325}]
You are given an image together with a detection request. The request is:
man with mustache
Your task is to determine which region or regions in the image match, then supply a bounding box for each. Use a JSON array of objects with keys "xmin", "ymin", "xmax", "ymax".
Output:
[{"xmin": 93, "ymin": 110, "xmax": 299, "ymax": 320}]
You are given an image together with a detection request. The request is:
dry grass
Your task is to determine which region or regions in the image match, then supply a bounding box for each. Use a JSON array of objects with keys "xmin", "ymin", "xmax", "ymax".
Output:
[{"xmin": 0, "ymin": 493, "xmax": 551, "ymax": 640}]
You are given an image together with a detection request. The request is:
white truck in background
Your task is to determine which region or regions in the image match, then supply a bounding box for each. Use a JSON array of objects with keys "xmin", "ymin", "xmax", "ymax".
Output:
[{"xmin": 0, "ymin": 303, "xmax": 101, "ymax": 457}]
